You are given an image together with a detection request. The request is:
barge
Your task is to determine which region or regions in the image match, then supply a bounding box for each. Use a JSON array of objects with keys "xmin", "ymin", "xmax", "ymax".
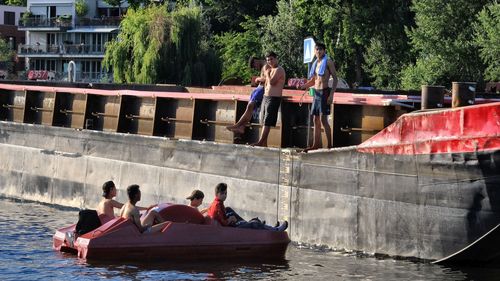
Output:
[{"xmin": 1, "ymin": 80, "xmax": 500, "ymax": 262}]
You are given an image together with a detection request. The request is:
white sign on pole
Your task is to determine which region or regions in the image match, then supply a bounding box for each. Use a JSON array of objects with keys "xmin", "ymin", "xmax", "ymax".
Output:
[{"xmin": 303, "ymin": 37, "xmax": 316, "ymax": 63}]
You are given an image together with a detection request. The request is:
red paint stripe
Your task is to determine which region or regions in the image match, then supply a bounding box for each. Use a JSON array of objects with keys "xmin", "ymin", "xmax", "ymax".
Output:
[{"xmin": 0, "ymin": 83, "xmax": 251, "ymax": 101}]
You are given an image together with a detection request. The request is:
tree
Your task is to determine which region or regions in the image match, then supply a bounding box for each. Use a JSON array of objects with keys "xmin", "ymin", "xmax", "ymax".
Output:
[
  {"xmin": 0, "ymin": 38, "xmax": 14, "ymax": 74},
  {"xmin": 192, "ymin": 0, "xmax": 277, "ymax": 34},
  {"xmin": 474, "ymin": 2, "xmax": 500, "ymax": 81},
  {"xmin": 104, "ymin": 0, "xmax": 139, "ymax": 13},
  {"xmin": 362, "ymin": 0, "xmax": 413, "ymax": 90},
  {"xmin": 260, "ymin": 0, "xmax": 306, "ymax": 78},
  {"xmin": 401, "ymin": 0, "xmax": 491, "ymax": 90},
  {"xmin": 293, "ymin": 0, "xmax": 413, "ymax": 88},
  {"xmin": 4, "ymin": 0, "xmax": 27, "ymax": 6},
  {"xmin": 103, "ymin": 4, "xmax": 221, "ymax": 85},
  {"xmin": 103, "ymin": 6, "xmax": 170, "ymax": 84},
  {"xmin": 215, "ymin": 18, "xmax": 262, "ymax": 84},
  {"xmin": 75, "ymin": 0, "xmax": 89, "ymax": 17}
]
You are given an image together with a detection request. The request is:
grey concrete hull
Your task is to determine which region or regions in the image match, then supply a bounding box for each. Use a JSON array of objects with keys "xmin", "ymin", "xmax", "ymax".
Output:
[{"xmin": 1, "ymin": 121, "xmax": 497, "ymax": 261}]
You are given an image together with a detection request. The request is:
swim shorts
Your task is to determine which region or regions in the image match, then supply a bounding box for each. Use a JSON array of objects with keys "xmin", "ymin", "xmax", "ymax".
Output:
[
  {"xmin": 311, "ymin": 88, "xmax": 332, "ymax": 116},
  {"xmin": 249, "ymin": 85, "xmax": 264, "ymax": 105},
  {"xmin": 261, "ymin": 96, "xmax": 281, "ymax": 127}
]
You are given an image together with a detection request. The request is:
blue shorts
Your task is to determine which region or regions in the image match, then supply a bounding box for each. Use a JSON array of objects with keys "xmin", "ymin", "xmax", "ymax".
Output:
[
  {"xmin": 249, "ymin": 86, "xmax": 264, "ymax": 105},
  {"xmin": 311, "ymin": 88, "xmax": 332, "ymax": 116}
]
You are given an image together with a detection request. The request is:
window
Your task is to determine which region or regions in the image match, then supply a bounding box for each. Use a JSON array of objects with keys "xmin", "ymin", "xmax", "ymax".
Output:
[
  {"xmin": 47, "ymin": 60, "xmax": 56, "ymax": 71},
  {"xmin": 47, "ymin": 33, "xmax": 57, "ymax": 45},
  {"xmin": 4, "ymin": 12, "xmax": 15, "ymax": 25},
  {"xmin": 49, "ymin": 6, "xmax": 56, "ymax": 18}
]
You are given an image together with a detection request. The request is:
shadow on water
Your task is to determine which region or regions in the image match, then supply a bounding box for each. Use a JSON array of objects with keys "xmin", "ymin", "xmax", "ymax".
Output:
[
  {"xmin": 83, "ymin": 259, "xmax": 290, "ymax": 281},
  {"xmin": 444, "ymin": 265, "xmax": 500, "ymax": 281}
]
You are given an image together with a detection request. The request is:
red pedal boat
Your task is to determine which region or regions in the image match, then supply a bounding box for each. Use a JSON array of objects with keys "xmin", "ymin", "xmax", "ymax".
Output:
[{"xmin": 53, "ymin": 203, "xmax": 290, "ymax": 260}]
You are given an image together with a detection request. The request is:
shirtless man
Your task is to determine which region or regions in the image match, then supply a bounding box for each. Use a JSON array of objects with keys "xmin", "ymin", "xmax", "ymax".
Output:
[
  {"xmin": 186, "ymin": 189, "xmax": 208, "ymax": 215},
  {"xmin": 97, "ymin": 180, "xmax": 151, "ymax": 218},
  {"xmin": 226, "ymin": 57, "xmax": 266, "ymax": 134},
  {"xmin": 253, "ymin": 51, "xmax": 286, "ymax": 147},
  {"xmin": 120, "ymin": 184, "xmax": 168, "ymax": 233},
  {"xmin": 298, "ymin": 42, "xmax": 338, "ymax": 152}
]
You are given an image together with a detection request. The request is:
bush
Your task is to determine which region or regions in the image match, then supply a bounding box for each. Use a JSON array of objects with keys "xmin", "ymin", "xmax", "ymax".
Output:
[{"xmin": 75, "ymin": 0, "xmax": 88, "ymax": 18}]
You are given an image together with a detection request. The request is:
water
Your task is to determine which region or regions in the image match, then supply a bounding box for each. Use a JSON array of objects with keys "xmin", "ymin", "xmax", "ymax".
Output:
[{"xmin": 0, "ymin": 198, "xmax": 499, "ymax": 281}]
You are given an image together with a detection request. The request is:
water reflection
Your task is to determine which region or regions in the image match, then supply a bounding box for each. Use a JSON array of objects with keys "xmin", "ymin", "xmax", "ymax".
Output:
[
  {"xmin": 82, "ymin": 259, "xmax": 289, "ymax": 281},
  {"xmin": 0, "ymin": 197, "xmax": 498, "ymax": 280}
]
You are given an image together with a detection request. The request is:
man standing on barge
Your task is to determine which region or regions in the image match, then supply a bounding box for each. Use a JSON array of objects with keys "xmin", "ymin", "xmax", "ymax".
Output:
[
  {"xmin": 298, "ymin": 42, "xmax": 337, "ymax": 152},
  {"xmin": 253, "ymin": 51, "xmax": 286, "ymax": 147}
]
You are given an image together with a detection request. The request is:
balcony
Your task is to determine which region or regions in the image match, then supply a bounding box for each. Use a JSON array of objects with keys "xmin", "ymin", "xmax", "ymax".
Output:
[
  {"xmin": 18, "ymin": 44, "xmax": 106, "ymax": 58},
  {"xmin": 18, "ymin": 16, "xmax": 72, "ymax": 31},
  {"xmin": 76, "ymin": 71, "xmax": 106, "ymax": 82},
  {"xmin": 76, "ymin": 16, "xmax": 122, "ymax": 27}
]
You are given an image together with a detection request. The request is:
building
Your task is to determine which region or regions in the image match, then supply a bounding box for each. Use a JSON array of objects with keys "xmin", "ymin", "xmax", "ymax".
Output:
[
  {"xmin": 0, "ymin": 5, "xmax": 26, "ymax": 76},
  {"xmin": 18, "ymin": 0, "xmax": 126, "ymax": 82}
]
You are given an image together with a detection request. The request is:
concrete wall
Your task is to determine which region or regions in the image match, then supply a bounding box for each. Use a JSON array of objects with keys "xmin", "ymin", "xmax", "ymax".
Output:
[
  {"xmin": 1, "ymin": 121, "xmax": 483, "ymax": 261},
  {"xmin": 0, "ymin": 121, "xmax": 285, "ymax": 224},
  {"xmin": 2, "ymin": 121, "xmax": 358, "ymax": 255}
]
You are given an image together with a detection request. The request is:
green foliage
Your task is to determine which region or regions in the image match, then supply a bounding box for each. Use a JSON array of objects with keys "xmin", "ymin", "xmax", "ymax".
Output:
[
  {"xmin": 293, "ymin": 0, "xmax": 413, "ymax": 88},
  {"xmin": 103, "ymin": 5, "xmax": 220, "ymax": 86},
  {"xmin": 21, "ymin": 11, "xmax": 32, "ymax": 24},
  {"xmin": 361, "ymin": 1, "xmax": 413, "ymax": 89},
  {"xmin": 400, "ymin": 55, "xmax": 446, "ymax": 89},
  {"xmin": 260, "ymin": 0, "xmax": 306, "ymax": 78},
  {"xmin": 364, "ymin": 38, "xmax": 403, "ymax": 90},
  {"xmin": 103, "ymin": 6, "xmax": 170, "ymax": 84},
  {"xmin": 103, "ymin": 0, "xmax": 144, "ymax": 10},
  {"xmin": 170, "ymin": 5, "xmax": 202, "ymax": 84},
  {"xmin": 103, "ymin": 0, "xmax": 122, "ymax": 7},
  {"xmin": 474, "ymin": 3, "xmax": 500, "ymax": 81},
  {"xmin": 215, "ymin": 18, "xmax": 262, "ymax": 83},
  {"xmin": 0, "ymin": 38, "xmax": 14, "ymax": 72},
  {"xmin": 402, "ymin": 0, "xmax": 490, "ymax": 90},
  {"xmin": 75, "ymin": 0, "xmax": 89, "ymax": 17},
  {"xmin": 4, "ymin": 0, "xmax": 26, "ymax": 6},
  {"xmin": 192, "ymin": 0, "xmax": 277, "ymax": 34}
]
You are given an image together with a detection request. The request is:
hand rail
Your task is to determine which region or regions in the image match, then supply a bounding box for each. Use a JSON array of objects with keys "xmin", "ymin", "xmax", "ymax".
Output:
[
  {"xmin": 200, "ymin": 119, "xmax": 234, "ymax": 126},
  {"xmin": 160, "ymin": 117, "xmax": 191, "ymax": 124},
  {"xmin": 292, "ymin": 125, "xmax": 322, "ymax": 132},
  {"xmin": 340, "ymin": 126, "xmax": 380, "ymax": 133},
  {"xmin": 200, "ymin": 119, "xmax": 279, "ymax": 129},
  {"xmin": 125, "ymin": 114, "xmax": 153, "ymax": 120},
  {"xmin": 2, "ymin": 104, "xmax": 24, "ymax": 110},
  {"xmin": 30, "ymin": 106, "xmax": 53, "ymax": 112},
  {"xmin": 244, "ymin": 122, "xmax": 262, "ymax": 129},
  {"xmin": 91, "ymin": 112, "xmax": 118, "ymax": 118},
  {"xmin": 60, "ymin": 109, "xmax": 84, "ymax": 115}
]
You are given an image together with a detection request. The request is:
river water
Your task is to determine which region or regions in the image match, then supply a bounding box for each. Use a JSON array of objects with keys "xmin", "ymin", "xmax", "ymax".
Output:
[{"xmin": 0, "ymin": 197, "xmax": 498, "ymax": 281}]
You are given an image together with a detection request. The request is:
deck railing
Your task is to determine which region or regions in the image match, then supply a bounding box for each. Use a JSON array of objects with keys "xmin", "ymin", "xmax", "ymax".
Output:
[
  {"xmin": 18, "ymin": 44, "xmax": 106, "ymax": 55},
  {"xmin": 75, "ymin": 16, "xmax": 121, "ymax": 27},
  {"xmin": 18, "ymin": 16, "xmax": 72, "ymax": 28}
]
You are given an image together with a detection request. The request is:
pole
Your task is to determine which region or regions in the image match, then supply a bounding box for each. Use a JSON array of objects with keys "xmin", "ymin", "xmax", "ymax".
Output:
[{"xmin": 306, "ymin": 62, "xmax": 311, "ymax": 147}]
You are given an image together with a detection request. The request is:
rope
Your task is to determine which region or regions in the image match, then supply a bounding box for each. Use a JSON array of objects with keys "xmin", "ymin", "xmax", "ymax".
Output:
[{"xmin": 299, "ymin": 90, "xmax": 308, "ymax": 107}]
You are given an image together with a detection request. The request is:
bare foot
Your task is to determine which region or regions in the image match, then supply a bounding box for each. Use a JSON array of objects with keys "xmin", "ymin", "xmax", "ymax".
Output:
[
  {"xmin": 233, "ymin": 126, "xmax": 245, "ymax": 134},
  {"xmin": 303, "ymin": 146, "xmax": 320, "ymax": 153},
  {"xmin": 251, "ymin": 142, "xmax": 266, "ymax": 147}
]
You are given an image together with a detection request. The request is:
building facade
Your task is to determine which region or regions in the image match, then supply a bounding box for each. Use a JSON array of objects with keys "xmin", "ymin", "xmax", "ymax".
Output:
[
  {"xmin": 19, "ymin": 0, "xmax": 126, "ymax": 82},
  {"xmin": 0, "ymin": 5, "xmax": 26, "ymax": 76}
]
